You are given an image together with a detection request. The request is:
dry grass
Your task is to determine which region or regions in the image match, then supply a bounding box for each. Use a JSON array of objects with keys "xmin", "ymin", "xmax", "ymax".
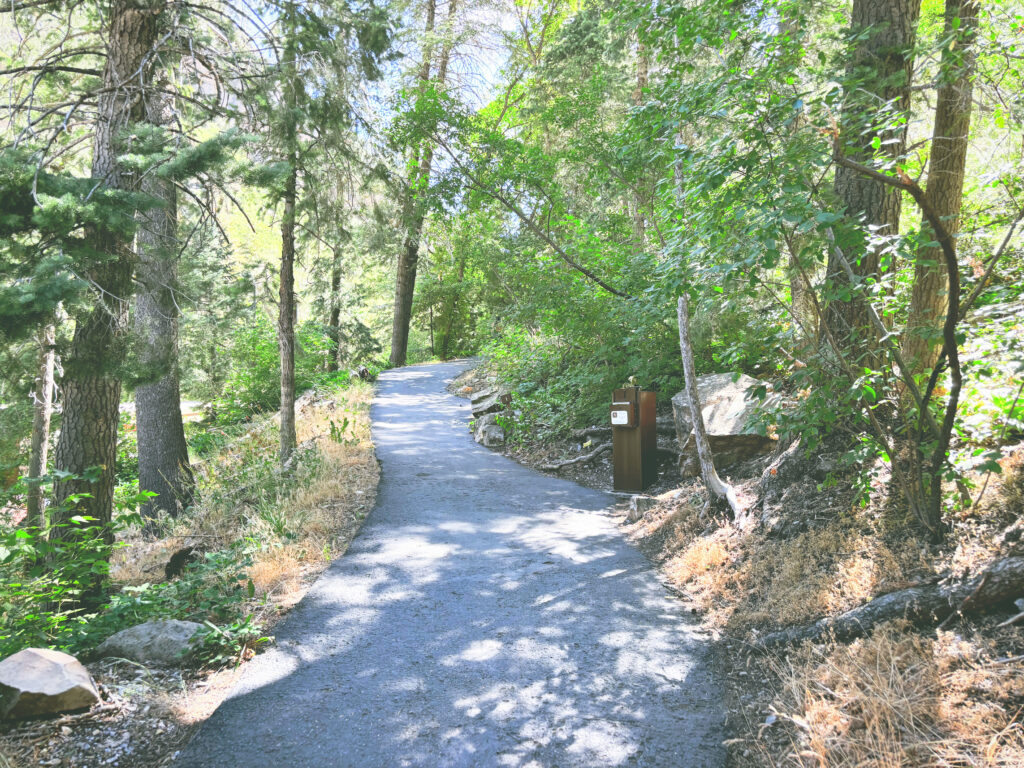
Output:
[
  {"xmin": 628, "ymin": 450, "xmax": 1024, "ymax": 768},
  {"xmin": 110, "ymin": 380, "xmax": 379, "ymax": 614},
  {"xmin": 631, "ymin": 497, "xmax": 924, "ymax": 635},
  {"xmin": 769, "ymin": 623, "xmax": 1024, "ymax": 767}
]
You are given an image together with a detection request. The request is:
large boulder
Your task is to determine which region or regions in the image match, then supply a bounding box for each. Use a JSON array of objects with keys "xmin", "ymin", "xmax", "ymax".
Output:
[
  {"xmin": 474, "ymin": 412, "xmax": 506, "ymax": 448},
  {"xmin": 0, "ymin": 648, "xmax": 99, "ymax": 719},
  {"xmin": 671, "ymin": 373, "xmax": 777, "ymax": 476},
  {"xmin": 95, "ymin": 619, "xmax": 203, "ymax": 665}
]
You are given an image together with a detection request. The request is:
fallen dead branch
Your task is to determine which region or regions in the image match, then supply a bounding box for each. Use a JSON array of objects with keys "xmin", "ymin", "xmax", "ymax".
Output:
[
  {"xmin": 756, "ymin": 555, "xmax": 1024, "ymax": 649},
  {"xmin": 539, "ymin": 442, "xmax": 611, "ymax": 471}
]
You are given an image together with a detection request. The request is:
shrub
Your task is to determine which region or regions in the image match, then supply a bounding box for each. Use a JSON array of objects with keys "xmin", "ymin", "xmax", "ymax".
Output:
[{"xmin": 0, "ymin": 475, "xmax": 261, "ymax": 661}]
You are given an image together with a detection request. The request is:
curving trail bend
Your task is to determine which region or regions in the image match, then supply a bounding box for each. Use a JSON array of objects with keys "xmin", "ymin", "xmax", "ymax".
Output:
[{"xmin": 175, "ymin": 361, "xmax": 725, "ymax": 768}]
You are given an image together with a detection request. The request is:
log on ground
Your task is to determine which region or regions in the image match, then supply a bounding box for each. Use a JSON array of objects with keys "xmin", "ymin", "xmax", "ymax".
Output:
[{"xmin": 756, "ymin": 555, "xmax": 1024, "ymax": 649}]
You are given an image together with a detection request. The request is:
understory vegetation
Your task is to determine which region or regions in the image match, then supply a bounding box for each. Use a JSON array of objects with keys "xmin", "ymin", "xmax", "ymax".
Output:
[
  {"xmin": 1, "ymin": 378, "xmax": 376, "ymax": 661},
  {"xmin": 1, "ymin": 0, "xmax": 1023, "ymax": 763}
]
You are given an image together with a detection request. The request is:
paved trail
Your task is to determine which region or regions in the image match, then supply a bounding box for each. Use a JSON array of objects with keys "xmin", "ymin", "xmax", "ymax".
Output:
[{"xmin": 176, "ymin": 362, "xmax": 724, "ymax": 767}]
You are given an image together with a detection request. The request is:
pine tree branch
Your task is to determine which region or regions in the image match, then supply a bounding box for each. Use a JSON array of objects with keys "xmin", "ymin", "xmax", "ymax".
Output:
[{"xmin": 0, "ymin": 64, "xmax": 101, "ymax": 76}]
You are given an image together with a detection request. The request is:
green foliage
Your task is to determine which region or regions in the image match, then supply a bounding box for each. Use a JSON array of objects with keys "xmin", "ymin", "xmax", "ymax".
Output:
[
  {"xmin": 215, "ymin": 315, "xmax": 352, "ymax": 422},
  {"xmin": 0, "ymin": 476, "xmax": 148, "ymax": 656},
  {"xmin": 219, "ymin": 313, "xmax": 285, "ymax": 418},
  {"xmin": 192, "ymin": 614, "xmax": 270, "ymax": 666},
  {"xmin": 0, "ymin": 471, "xmax": 264, "ymax": 661},
  {"xmin": 115, "ymin": 412, "xmax": 139, "ymax": 486},
  {"xmin": 81, "ymin": 547, "xmax": 258, "ymax": 655}
]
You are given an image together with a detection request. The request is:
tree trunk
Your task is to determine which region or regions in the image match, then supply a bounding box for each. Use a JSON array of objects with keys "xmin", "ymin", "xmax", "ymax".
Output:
[
  {"xmin": 901, "ymin": 0, "xmax": 978, "ymax": 375},
  {"xmin": 676, "ymin": 295, "xmax": 742, "ymax": 519},
  {"xmin": 389, "ymin": 0, "xmax": 458, "ymax": 367},
  {"xmin": 52, "ymin": 2, "xmax": 161, "ymax": 571},
  {"xmin": 279, "ymin": 1, "xmax": 299, "ymax": 467},
  {"xmin": 390, "ymin": 218, "xmax": 422, "ymax": 367},
  {"xmin": 279, "ymin": 159, "xmax": 298, "ymax": 466},
  {"xmin": 135, "ymin": 89, "xmax": 193, "ymax": 521},
  {"xmin": 27, "ymin": 322, "xmax": 55, "ymax": 528},
  {"xmin": 328, "ymin": 246, "xmax": 342, "ymax": 373},
  {"xmin": 824, "ymin": 0, "xmax": 922, "ymax": 354}
]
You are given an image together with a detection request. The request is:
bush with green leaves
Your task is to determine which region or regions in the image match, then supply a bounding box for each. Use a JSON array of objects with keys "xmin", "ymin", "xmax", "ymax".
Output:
[
  {"xmin": 215, "ymin": 315, "xmax": 353, "ymax": 422},
  {"xmin": 0, "ymin": 474, "xmax": 147, "ymax": 656},
  {"xmin": 0, "ymin": 474, "xmax": 265, "ymax": 662}
]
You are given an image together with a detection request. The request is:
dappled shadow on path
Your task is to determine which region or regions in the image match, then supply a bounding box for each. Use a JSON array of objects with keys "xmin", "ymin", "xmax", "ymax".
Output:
[{"xmin": 175, "ymin": 362, "xmax": 724, "ymax": 768}]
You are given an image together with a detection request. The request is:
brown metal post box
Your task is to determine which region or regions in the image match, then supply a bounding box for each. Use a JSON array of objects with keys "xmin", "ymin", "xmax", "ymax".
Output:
[{"xmin": 612, "ymin": 387, "xmax": 657, "ymax": 492}]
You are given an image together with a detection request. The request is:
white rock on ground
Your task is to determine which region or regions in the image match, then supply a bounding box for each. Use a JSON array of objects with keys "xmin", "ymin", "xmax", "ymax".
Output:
[
  {"xmin": 474, "ymin": 412, "xmax": 506, "ymax": 447},
  {"xmin": 627, "ymin": 495, "xmax": 656, "ymax": 523},
  {"xmin": 671, "ymin": 372, "xmax": 777, "ymax": 476},
  {"xmin": 95, "ymin": 619, "xmax": 204, "ymax": 664},
  {"xmin": 0, "ymin": 648, "xmax": 99, "ymax": 719}
]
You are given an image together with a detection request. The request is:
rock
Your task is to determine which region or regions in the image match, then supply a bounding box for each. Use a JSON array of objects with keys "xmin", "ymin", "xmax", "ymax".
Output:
[
  {"xmin": 473, "ymin": 412, "xmax": 506, "ymax": 448},
  {"xmin": 294, "ymin": 388, "xmax": 318, "ymax": 413},
  {"xmin": 627, "ymin": 495, "xmax": 656, "ymax": 523},
  {"xmin": 0, "ymin": 648, "xmax": 99, "ymax": 719},
  {"xmin": 95, "ymin": 620, "xmax": 203, "ymax": 665},
  {"xmin": 813, "ymin": 453, "xmax": 841, "ymax": 481},
  {"xmin": 678, "ymin": 433, "xmax": 778, "ymax": 477},
  {"xmin": 470, "ymin": 388, "xmax": 508, "ymax": 418},
  {"xmin": 671, "ymin": 373, "xmax": 777, "ymax": 474}
]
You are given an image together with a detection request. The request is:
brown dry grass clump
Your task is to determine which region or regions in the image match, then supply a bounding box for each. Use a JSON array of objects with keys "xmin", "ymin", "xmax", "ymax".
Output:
[
  {"xmin": 630, "ymin": 497, "xmax": 925, "ymax": 635},
  {"xmin": 769, "ymin": 623, "xmax": 1024, "ymax": 767},
  {"xmin": 110, "ymin": 380, "xmax": 378, "ymax": 614},
  {"xmin": 996, "ymin": 448, "xmax": 1024, "ymax": 519}
]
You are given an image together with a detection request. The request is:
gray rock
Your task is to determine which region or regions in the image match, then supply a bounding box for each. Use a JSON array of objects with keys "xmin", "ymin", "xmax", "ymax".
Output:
[
  {"xmin": 671, "ymin": 373, "xmax": 777, "ymax": 474},
  {"xmin": 95, "ymin": 620, "xmax": 203, "ymax": 664},
  {"xmin": 470, "ymin": 388, "xmax": 505, "ymax": 418},
  {"xmin": 813, "ymin": 454, "xmax": 841, "ymax": 481},
  {"xmin": 0, "ymin": 648, "xmax": 99, "ymax": 719},
  {"xmin": 473, "ymin": 412, "xmax": 505, "ymax": 447},
  {"xmin": 678, "ymin": 433, "xmax": 778, "ymax": 477}
]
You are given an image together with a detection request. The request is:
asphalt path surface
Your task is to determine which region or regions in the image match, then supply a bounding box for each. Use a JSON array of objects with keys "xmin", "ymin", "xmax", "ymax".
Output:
[{"xmin": 175, "ymin": 361, "xmax": 725, "ymax": 767}]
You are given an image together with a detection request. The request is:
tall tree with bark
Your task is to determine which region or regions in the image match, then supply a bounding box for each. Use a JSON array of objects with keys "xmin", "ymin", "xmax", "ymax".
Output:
[
  {"xmin": 389, "ymin": 0, "xmax": 458, "ymax": 367},
  {"xmin": 51, "ymin": 0, "xmax": 164, "ymax": 559},
  {"xmin": 263, "ymin": 0, "xmax": 390, "ymax": 464},
  {"xmin": 824, "ymin": 0, "xmax": 922, "ymax": 351},
  {"xmin": 134, "ymin": 86, "xmax": 194, "ymax": 518},
  {"xmin": 901, "ymin": 0, "xmax": 979, "ymax": 375},
  {"xmin": 277, "ymin": 0, "xmax": 301, "ymax": 466}
]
